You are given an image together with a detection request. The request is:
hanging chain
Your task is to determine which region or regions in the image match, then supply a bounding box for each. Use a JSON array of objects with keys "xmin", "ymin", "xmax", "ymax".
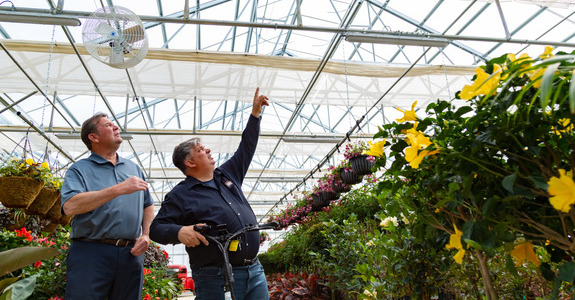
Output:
[
  {"xmin": 93, "ymin": 86, "xmax": 98, "ymax": 115},
  {"xmin": 41, "ymin": 25, "xmax": 57, "ymax": 132},
  {"xmin": 442, "ymin": 53, "xmax": 453, "ymax": 102}
]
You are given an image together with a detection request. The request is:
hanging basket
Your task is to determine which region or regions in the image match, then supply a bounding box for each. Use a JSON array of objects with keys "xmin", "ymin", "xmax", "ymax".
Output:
[
  {"xmin": 333, "ymin": 181, "xmax": 351, "ymax": 193},
  {"xmin": 45, "ymin": 197, "xmax": 62, "ymax": 221},
  {"xmin": 41, "ymin": 220, "xmax": 60, "ymax": 234},
  {"xmin": 0, "ymin": 176, "xmax": 45, "ymax": 209},
  {"xmin": 349, "ymin": 154, "xmax": 374, "ymax": 175},
  {"xmin": 311, "ymin": 193, "xmax": 330, "ymax": 211},
  {"xmin": 320, "ymin": 191, "xmax": 339, "ymax": 202},
  {"xmin": 24, "ymin": 187, "xmax": 60, "ymax": 216},
  {"xmin": 340, "ymin": 168, "xmax": 363, "ymax": 185},
  {"xmin": 57, "ymin": 214, "xmax": 73, "ymax": 226}
]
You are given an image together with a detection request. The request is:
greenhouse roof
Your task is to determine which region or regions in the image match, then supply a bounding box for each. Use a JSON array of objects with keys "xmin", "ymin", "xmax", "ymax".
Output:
[{"xmin": 1, "ymin": 0, "xmax": 574, "ymax": 220}]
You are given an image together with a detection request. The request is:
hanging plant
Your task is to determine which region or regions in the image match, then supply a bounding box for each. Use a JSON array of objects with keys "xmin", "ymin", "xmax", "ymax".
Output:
[{"xmin": 0, "ymin": 158, "xmax": 51, "ymax": 209}]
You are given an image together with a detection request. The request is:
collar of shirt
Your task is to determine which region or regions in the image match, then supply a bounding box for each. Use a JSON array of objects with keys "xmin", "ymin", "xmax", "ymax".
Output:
[{"xmin": 88, "ymin": 152, "xmax": 125, "ymax": 166}]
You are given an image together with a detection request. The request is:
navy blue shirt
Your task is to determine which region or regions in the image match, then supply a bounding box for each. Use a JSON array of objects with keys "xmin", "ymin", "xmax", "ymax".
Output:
[
  {"xmin": 61, "ymin": 153, "xmax": 154, "ymax": 240},
  {"xmin": 150, "ymin": 115, "xmax": 261, "ymax": 269}
]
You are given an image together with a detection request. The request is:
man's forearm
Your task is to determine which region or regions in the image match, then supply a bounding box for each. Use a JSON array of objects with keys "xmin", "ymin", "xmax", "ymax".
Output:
[
  {"xmin": 141, "ymin": 205, "xmax": 154, "ymax": 236},
  {"xmin": 62, "ymin": 185, "xmax": 121, "ymax": 215}
]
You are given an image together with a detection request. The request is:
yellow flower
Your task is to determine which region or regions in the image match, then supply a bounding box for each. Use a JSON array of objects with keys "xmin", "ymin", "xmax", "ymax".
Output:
[
  {"xmin": 529, "ymin": 68, "xmax": 546, "ymax": 89},
  {"xmin": 459, "ymin": 64, "xmax": 502, "ymax": 100},
  {"xmin": 405, "ymin": 148, "xmax": 439, "ymax": 169},
  {"xmin": 25, "ymin": 158, "xmax": 34, "ymax": 165},
  {"xmin": 510, "ymin": 242, "xmax": 540, "ymax": 267},
  {"xmin": 41, "ymin": 162, "xmax": 50, "ymax": 170},
  {"xmin": 403, "ymin": 128, "xmax": 439, "ymax": 168},
  {"xmin": 363, "ymin": 140, "xmax": 386, "ymax": 157},
  {"xmin": 548, "ymin": 169, "xmax": 575, "ymax": 213},
  {"xmin": 396, "ymin": 101, "xmax": 418, "ymax": 123},
  {"xmin": 539, "ymin": 46, "xmax": 554, "ymax": 60},
  {"xmin": 445, "ymin": 225, "xmax": 465, "ymax": 264},
  {"xmin": 551, "ymin": 118, "xmax": 574, "ymax": 135}
]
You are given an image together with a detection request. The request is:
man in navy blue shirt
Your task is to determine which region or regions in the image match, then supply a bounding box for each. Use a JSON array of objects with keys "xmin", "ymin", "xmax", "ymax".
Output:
[
  {"xmin": 61, "ymin": 113, "xmax": 154, "ymax": 300},
  {"xmin": 150, "ymin": 87, "xmax": 270, "ymax": 300}
]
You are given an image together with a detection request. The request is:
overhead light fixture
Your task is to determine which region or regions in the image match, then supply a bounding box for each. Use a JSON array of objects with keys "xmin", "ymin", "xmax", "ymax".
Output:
[
  {"xmin": 55, "ymin": 133, "xmax": 133, "ymax": 140},
  {"xmin": 282, "ymin": 137, "xmax": 341, "ymax": 144},
  {"xmin": 345, "ymin": 33, "xmax": 449, "ymax": 48},
  {"xmin": 0, "ymin": 11, "xmax": 81, "ymax": 26}
]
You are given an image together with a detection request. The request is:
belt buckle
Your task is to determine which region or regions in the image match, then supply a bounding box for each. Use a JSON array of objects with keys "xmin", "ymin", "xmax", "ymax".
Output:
[{"xmin": 115, "ymin": 239, "xmax": 122, "ymax": 247}]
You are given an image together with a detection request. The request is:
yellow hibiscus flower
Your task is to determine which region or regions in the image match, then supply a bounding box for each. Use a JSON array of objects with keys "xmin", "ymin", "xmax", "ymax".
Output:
[
  {"xmin": 445, "ymin": 225, "xmax": 465, "ymax": 264},
  {"xmin": 363, "ymin": 140, "xmax": 386, "ymax": 157},
  {"xmin": 539, "ymin": 46, "xmax": 554, "ymax": 60},
  {"xmin": 547, "ymin": 169, "xmax": 575, "ymax": 213},
  {"xmin": 459, "ymin": 64, "xmax": 502, "ymax": 100},
  {"xmin": 510, "ymin": 242, "xmax": 540, "ymax": 267},
  {"xmin": 396, "ymin": 101, "xmax": 418, "ymax": 123}
]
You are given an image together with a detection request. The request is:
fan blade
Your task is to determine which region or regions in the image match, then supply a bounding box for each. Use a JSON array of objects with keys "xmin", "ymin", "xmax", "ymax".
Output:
[
  {"xmin": 123, "ymin": 25, "xmax": 145, "ymax": 44},
  {"xmin": 94, "ymin": 22, "xmax": 115, "ymax": 37}
]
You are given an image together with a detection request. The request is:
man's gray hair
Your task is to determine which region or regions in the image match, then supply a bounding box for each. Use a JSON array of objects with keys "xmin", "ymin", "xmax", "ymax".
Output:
[{"xmin": 173, "ymin": 137, "xmax": 201, "ymax": 174}]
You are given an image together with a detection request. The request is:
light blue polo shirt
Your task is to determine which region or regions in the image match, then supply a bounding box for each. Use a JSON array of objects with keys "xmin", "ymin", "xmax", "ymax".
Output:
[{"xmin": 61, "ymin": 152, "xmax": 153, "ymax": 240}]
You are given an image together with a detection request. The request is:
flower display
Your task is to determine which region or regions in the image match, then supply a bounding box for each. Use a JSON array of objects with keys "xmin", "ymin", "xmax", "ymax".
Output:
[
  {"xmin": 343, "ymin": 140, "xmax": 369, "ymax": 160},
  {"xmin": 0, "ymin": 158, "xmax": 52, "ymax": 182}
]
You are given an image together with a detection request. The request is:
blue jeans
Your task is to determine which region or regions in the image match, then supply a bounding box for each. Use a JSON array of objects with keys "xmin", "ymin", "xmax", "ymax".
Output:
[
  {"xmin": 65, "ymin": 240, "xmax": 144, "ymax": 300},
  {"xmin": 192, "ymin": 261, "xmax": 269, "ymax": 300}
]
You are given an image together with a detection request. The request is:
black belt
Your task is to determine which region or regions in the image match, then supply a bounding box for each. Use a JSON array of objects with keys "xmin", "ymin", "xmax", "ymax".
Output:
[{"xmin": 74, "ymin": 238, "xmax": 135, "ymax": 247}]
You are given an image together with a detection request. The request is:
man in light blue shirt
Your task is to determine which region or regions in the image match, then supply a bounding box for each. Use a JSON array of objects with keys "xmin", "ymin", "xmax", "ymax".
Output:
[{"xmin": 61, "ymin": 113, "xmax": 154, "ymax": 300}]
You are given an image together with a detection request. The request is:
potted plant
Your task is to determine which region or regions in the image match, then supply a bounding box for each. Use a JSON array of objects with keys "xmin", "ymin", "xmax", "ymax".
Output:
[
  {"xmin": 327, "ymin": 164, "xmax": 351, "ymax": 193},
  {"xmin": 312, "ymin": 173, "xmax": 339, "ymax": 209},
  {"xmin": 0, "ymin": 158, "xmax": 50, "ymax": 209},
  {"xmin": 25, "ymin": 175, "xmax": 62, "ymax": 216},
  {"xmin": 344, "ymin": 141, "xmax": 375, "ymax": 175},
  {"xmin": 339, "ymin": 160, "xmax": 363, "ymax": 185}
]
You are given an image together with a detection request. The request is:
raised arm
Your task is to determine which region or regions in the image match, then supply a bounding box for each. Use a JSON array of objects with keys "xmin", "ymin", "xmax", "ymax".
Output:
[{"xmin": 251, "ymin": 87, "xmax": 269, "ymax": 119}]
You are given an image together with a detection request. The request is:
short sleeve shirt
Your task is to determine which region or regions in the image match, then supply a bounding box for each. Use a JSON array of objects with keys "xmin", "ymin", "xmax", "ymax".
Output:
[{"xmin": 61, "ymin": 153, "xmax": 153, "ymax": 240}]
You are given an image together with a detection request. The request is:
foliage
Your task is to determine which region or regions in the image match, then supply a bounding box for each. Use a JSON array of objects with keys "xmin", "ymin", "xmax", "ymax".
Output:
[
  {"xmin": 267, "ymin": 272, "xmax": 331, "ymax": 300},
  {"xmin": 369, "ymin": 47, "xmax": 575, "ymax": 297},
  {"xmin": 144, "ymin": 242, "xmax": 170, "ymax": 267},
  {"xmin": 260, "ymin": 231, "xmax": 270, "ymax": 246},
  {"xmin": 142, "ymin": 267, "xmax": 182, "ymax": 300},
  {"xmin": 0, "ymin": 224, "xmax": 183, "ymax": 300}
]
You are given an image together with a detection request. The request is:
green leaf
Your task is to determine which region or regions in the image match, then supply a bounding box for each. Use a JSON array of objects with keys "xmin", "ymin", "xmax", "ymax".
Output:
[
  {"xmin": 539, "ymin": 63, "xmax": 560, "ymax": 109},
  {"xmin": 0, "ymin": 288, "xmax": 12, "ymax": 300},
  {"xmin": 540, "ymin": 262, "xmax": 557, "ymax": 282},
  {"xmin": 0, "ymin": 247, "xmax": 59, "ymax": 277},
  {"xmin": 463, "ymin": 239, "xmax": 482, "ymax": 250},
  {"xmin": 3, "ymin": 275, "xmax": 37, "ymax": 300},
  {"xmin": 0, "ymin": 278, "xmax": 18, "ymax": 295},
  {"xmin": 558, "ymin": 262, "xmax": 575, "ymax": 283},
  {"xmin": 504, "ymin": 254, "xmax": 518, "ymax": 276},
  {"xmin": 502, "ymin": 171, "xmax": 518, "ymax": 193}
]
